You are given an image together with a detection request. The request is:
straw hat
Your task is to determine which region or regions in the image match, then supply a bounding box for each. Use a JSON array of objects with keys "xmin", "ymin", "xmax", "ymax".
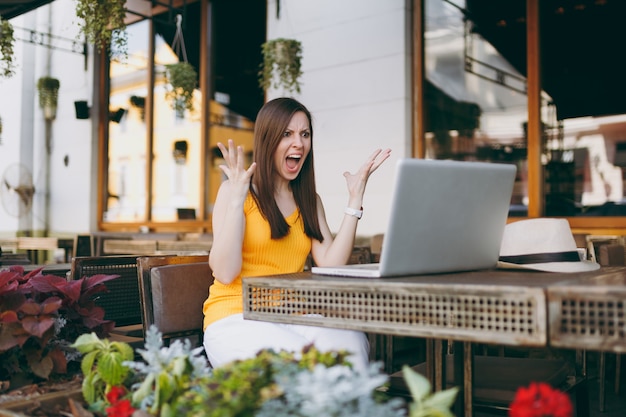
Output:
[{"xmin": 498, "ymin": 218, "xmax": 600, "ymax": 272}]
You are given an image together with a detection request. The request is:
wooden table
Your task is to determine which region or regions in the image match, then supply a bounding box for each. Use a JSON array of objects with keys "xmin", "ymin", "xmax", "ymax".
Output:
[
  {"xmin": 548, "ymin": 267, "xmax": 626, "ymax": 412},
  {"xmin": 15, "ymin": 237, "xmax": 74, "ymax": 263},
  {"xmin": 242, "ymin": 267, "xmax": 625, "ymax": 415}
]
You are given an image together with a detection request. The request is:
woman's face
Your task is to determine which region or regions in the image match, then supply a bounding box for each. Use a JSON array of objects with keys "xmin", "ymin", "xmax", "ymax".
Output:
[{"xmin": 273, "ymin": 111, "xmax": 311, "ymax": 182}]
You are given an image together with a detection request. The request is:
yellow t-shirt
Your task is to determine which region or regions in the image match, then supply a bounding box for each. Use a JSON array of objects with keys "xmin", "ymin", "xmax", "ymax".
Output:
[{"xmin": 203, "ymin": 193, "xmax": 312, "ymax": 329}]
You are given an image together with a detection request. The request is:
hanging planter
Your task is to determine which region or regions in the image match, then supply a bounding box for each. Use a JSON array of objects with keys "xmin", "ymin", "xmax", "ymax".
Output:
[
  {"xmin": 37, "ymin": 76, "xmax": 60, "ymax": 121},
  {"xmin": 75, "ymin": 0, "xmax": 128, "ymax": 58},
  {"xmin": 259, "ymin": 38, "xmax": 303, "ymax": 94},
  {"xmin": 0, "ymin": 16, "xmax": 16, "ymax": 78},
  {"xmin": 165, "ymin": 15, "xmax": 196, "ymax": 115},
  {"xmin": 165, "ymin": 62, "xmax": 197, "ymax": 115}
]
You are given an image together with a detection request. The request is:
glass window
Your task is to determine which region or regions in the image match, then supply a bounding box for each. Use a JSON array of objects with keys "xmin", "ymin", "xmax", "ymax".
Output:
[
  {"xmin": 106, "ymin": 20, "xmax": 151, "ymax": 222},
  {"xmin": 425, "ymin": 0, "xmax": 528, "ymax": 216},
  {"xmin": 425, "ymin": 0, "xmax": 626, "ymax": 218},
  {"xmin": 151, "ymin": 18, "xmax": 202, "ymax": 223}
]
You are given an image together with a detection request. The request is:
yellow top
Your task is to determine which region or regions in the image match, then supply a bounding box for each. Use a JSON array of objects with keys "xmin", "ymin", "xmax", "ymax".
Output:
[{"xmin": 203, "ymin": 193, "xmax": 312, "ymax": 329}]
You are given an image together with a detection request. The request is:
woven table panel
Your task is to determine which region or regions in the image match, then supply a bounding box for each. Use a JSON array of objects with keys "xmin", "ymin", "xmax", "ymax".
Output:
[
  {"xmin": 548, "ymin": 267, "xmax": 626, "ymax": 352},
  {"xmin": 243, "ymin": 273, "xmax": 548, "ymax": 346}
]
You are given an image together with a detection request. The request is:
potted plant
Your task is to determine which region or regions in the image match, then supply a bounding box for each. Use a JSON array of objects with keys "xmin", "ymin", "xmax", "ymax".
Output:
[
  {"xmin": 0, "ymin": 266, "xmax": 117, "ymax": 389},
  {"xmin": 259, "ymin": 38, "xmax": 303, "ymax": 94},
  {"xmin": 0, "ymin": 16, "xmax": 15, "ymax": 79},
  {"xmin": 36, "ymin": 76, "xmax": 60, "ymax": 120},
  {"xmin": 68, "ymin": 325, "xmax": 459, "ymax": 417},
  {"xmin": 74, "ymin": 0, "xmax": 128, "ymax": 58},
  {"xmin": 165, "ymin": 62, "xmax": 197, "ymax": 115}
]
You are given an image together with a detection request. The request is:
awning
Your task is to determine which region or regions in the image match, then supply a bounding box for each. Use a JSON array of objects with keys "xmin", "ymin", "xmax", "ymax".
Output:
[{"xmin": 0, "ymin": 0, "xmax": 54, "ymax": 20}]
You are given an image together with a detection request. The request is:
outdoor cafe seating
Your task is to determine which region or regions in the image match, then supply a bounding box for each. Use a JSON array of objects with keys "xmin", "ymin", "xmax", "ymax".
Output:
[{"xmin": 3, "ymin": 231, "xmax": 626, "ymax": 416}]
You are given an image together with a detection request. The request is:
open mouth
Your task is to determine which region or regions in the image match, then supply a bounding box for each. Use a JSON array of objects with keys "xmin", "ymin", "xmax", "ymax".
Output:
[{"xmin": 286, "ymin": 154, "xmax": 302, "ymax": 171}]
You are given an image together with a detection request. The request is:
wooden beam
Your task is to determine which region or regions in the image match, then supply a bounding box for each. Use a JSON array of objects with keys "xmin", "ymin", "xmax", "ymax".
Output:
[
  {"xmin": 526, "ymin": 0, "xmax": 542, "ymax": 217},
  {"xmin": 412, "ymin": 0, "xmax": 425, "ymax": 158}
]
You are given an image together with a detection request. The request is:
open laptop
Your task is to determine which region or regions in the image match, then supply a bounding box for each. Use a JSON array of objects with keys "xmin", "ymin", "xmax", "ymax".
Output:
[{"xmin": 311, "ymin": 158, "xmax": 517, "ymax": 278}]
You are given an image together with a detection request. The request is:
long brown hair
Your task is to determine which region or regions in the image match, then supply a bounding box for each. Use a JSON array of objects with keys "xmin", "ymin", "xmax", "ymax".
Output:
[{"xmin": 251, "ymin": 97, "xmax": 323, "ymax": 241}]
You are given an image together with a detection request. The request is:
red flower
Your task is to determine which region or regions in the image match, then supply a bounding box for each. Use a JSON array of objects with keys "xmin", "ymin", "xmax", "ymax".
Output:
[
  {"xmin": 105, "ymin": 386, "xmax": 135, "ymax": 417},
  {"xmin": 106, "ymin": 386, "xmax": 127, "ymax": 404},
  {"xmin": 509, "ymin": 382, "xmax": 573, "ymax": 417},
  {"xmin": 106, "ymin": 399, "xmax": 135, "ymax": 417}
]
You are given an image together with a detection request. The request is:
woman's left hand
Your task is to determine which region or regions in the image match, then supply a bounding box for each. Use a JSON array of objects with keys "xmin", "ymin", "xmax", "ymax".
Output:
[{"xmin": 343, "ymin": 148, "xmax": 391, "ymax": 202}]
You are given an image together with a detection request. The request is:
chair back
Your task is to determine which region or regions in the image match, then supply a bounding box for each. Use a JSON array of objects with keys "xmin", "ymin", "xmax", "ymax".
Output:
[
  {"xmin": 598, "ymin": 243, "xmax": 626, "ymax": 266},
  {"xmin": 137, "ymin": 255, "xmax": 210, "ymax": 344},
  {"xmin": 70, "ymin": 255, "xmax": 142, "ymax": 327}
]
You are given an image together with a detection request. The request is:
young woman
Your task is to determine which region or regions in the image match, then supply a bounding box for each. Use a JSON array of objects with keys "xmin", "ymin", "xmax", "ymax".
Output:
[{"xmin": 203, "ymin": 97, "xmax": 391, "ymax": 371}]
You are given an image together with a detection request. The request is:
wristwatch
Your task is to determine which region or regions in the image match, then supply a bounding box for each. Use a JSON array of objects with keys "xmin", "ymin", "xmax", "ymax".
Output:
[{"xmin": 344, "ymin": 206, "xmax": 363, "ymax": 219}]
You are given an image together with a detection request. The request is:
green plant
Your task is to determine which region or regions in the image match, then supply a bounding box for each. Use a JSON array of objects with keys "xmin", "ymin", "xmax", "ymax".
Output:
[
  {"xmin": 0, "ymin": 265, "xmax": 117, "ymax": 385},
  {"xmin": 402, "ymin": 365, "xmax": 458, "ymax": 417},
  {"xmin": 126, "ymin": 326, "xmax": 211, "ymax": 417},
  {"xmin": 173, "ymin": 346, "xmax": 406, "ymax": 417},
  {"xmin": 0, "ymin": 16, "xmax": 15, "ymax": 78},
  {"xmin": 73, "ymin": 326, "xmax": 459, "ymax": 417},
  {"xmin": 165, "ymin": 62, "xmax": 197, "ymax": 114},
  {"xmin": 75, "ymin": 0, "xmax": 128, "ymax": 58},
  {"xmin": 71, "ymin": 332, "xmax": 135, "ymax": 411},
  {"xmin": 36, "ymin": 76, "xmax": 60, "ymax": 117},
  {"xmin": 259, "ymin": 38, "xmax": 303, "ymax": 94}
]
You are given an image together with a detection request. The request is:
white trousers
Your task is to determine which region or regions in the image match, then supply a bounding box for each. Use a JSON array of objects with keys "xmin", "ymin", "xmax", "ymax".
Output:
[{"xmin": 203, "ymin": 313, "xmax": 370, "ymax": 373}]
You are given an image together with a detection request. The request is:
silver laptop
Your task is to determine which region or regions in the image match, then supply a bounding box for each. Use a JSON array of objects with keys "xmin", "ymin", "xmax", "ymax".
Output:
[{"xmin": 311, "ymin": 158, "xmax": 517, "ymax": 278}]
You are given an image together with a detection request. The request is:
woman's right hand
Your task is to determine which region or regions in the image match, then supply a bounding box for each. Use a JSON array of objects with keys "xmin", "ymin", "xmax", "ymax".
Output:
[{"xmin": 217, "ymin": 139, "xmax": 256, "ymax": 201}]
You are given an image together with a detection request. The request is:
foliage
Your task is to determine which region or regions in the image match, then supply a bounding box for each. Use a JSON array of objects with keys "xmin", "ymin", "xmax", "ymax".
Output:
[
  {"xmin": 172, "ymin": 345, "xmax": 406, "ymax": 417},
  {"xmin": 509, "ymin": 382, "xmax": 573, "ymax": 417},
  {"xmin": 0, "ymin": 265, "xmax": 117, "ymax": 385},
  {"xmin": 125, "ymin": 325, "xmax": 211, "ymax": 417},
  {"xmin": 71, "ymin": 332, "xmax": 135, "ymax": 409},
  {"xmin": 74, "ymin": 0, "xmax": 128, "ymax": 58},
  {"xmin": 0, "ymin": 16, "xmax": 15, "ymax": 78},
  {"xmin": 36, "ymin": 76, "xmax": 60, "ymax": 109},
  {"xmin": 402, "ymin": 365, "xmax": 458, "ymax": 417},
  {"xmin": 74, "ymin": 327, "xmax": 461, "ymax": 417},
  {"xmin": 165, "ymin": 62, "xmax": 197, "ymax": 114},
  {"xmin": 259, "ymin": 38, "xmax": 303, "ymax": 94}
]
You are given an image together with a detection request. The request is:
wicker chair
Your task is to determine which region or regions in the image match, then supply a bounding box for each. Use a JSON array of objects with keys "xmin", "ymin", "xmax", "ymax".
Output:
[{"xmin": 70, "ymin": 255, "xmax": 145, "ymax": 338}]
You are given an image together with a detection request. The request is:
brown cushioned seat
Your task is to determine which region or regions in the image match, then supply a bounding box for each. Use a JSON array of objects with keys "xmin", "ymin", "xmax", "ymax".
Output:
[{"xmin": 145, "ymin": 262, "xmax": 212, "ymax": 345}]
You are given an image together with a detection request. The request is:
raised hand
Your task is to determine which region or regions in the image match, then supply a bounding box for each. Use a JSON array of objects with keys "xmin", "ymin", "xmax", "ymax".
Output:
[
  {"xmin": 343, "ymin": 148, "xmax": 391, "ymax": 201},
  {"xmin": 216, "ymin": 139, "xmax": 256, "ymax": 200}
]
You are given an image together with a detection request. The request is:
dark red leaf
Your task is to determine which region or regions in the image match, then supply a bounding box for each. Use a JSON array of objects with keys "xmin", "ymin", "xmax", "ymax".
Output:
[
  {"xmin": 81, "ymin": 274, "xmax": 120, "ymax": 290},
  {"xmin": 48, "ymin": 348, "xmax": 68, "ymax": 374},
  {"xmin": 0, "ymin": 279, "xmax": 19, "ymax": 296},
  {"xmin": 40, "ymin": 297, "xmax": 63, "ymax": 314},
  {"xmin": 21, "ymin": 315, "xmax": 55, "ymax": 338},
  {"xmin": 30, "ymin": 274, "xmax": 69, "ymax": 293},
  {"xmin": 19, "ymin": 299, "xmax": 44, "ymax": 315},
  {"xmin": 0, "ymin": 310, "xmax": 19, "ymax": 323},
  {"xmin": 0, "ymin": 270, "xmax": 21, "ymax": 288},
  {"xmin": 22, "ymin": 267, "xmax": 44, "ymax": 280}
]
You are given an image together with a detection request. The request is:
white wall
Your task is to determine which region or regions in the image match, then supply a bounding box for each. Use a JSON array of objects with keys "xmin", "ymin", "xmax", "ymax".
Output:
[
  {"xmin": 0, "ymin": 0, "xmax": 96, "ymax": 237},
  {"xmin": 1, "ymin": 0, "xmax": 411, "ymax": 238},
  {"xmin": 266, "ymin": 0, "xmax": 412, "ymax": 237}
]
